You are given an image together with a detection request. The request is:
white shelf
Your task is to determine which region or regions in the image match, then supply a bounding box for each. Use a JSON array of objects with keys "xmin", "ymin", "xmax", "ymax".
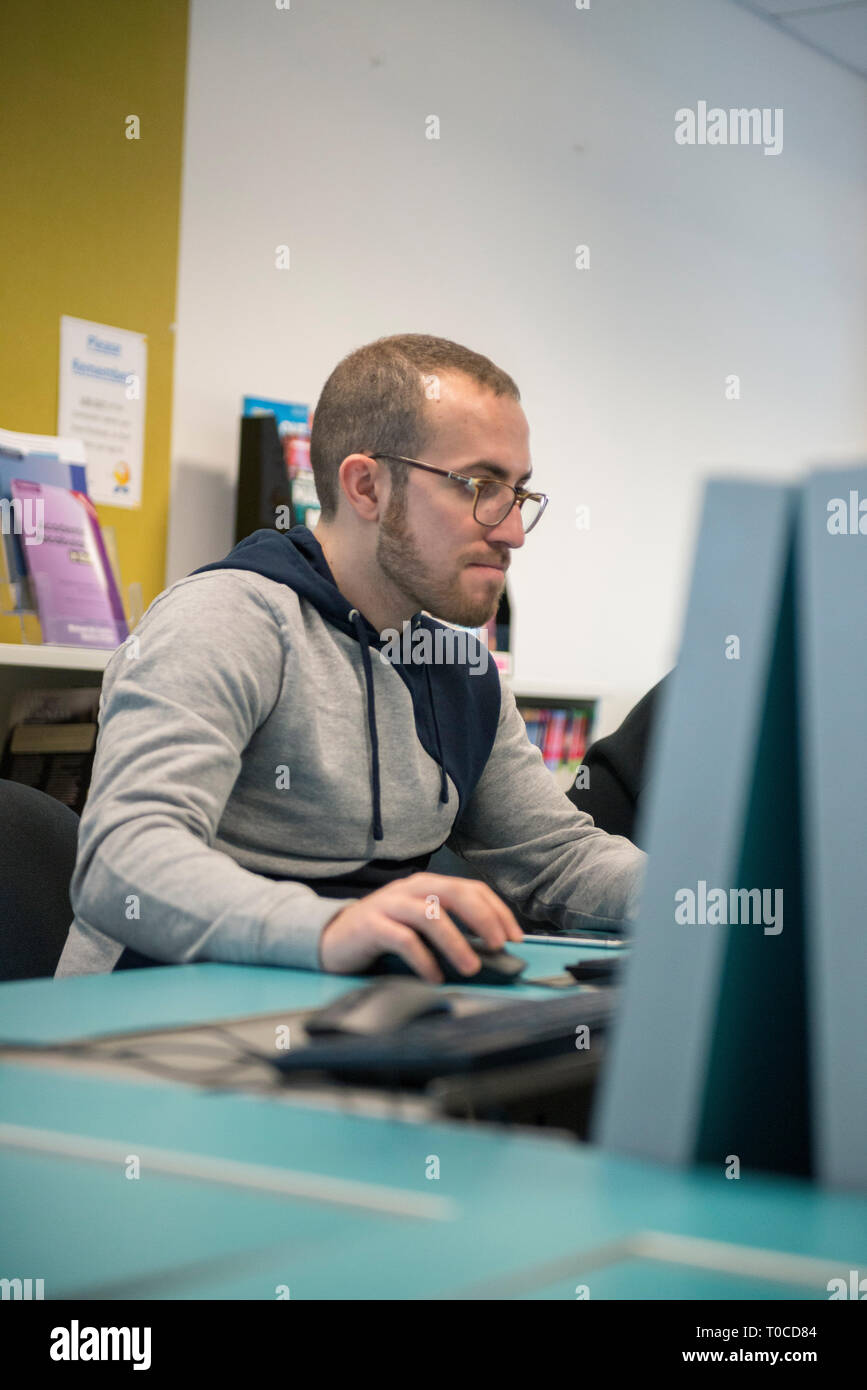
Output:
[
  {"xmin": 511, "ymin": 681, "xmax": 598, "ymax": 702},
  {"xmin": 0, "ymin": 642, "xmax": 114, "ymax": 672}
]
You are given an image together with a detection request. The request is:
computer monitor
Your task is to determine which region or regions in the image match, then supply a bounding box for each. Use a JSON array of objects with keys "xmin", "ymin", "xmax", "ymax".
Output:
[{"xmin": 594, "ymin": 466, "xmax": 867, "ymax": 1192}]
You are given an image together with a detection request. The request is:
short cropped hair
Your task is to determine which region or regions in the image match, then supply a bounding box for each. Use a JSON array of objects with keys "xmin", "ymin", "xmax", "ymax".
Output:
[{"xmin": 309, "ymin": 333, "xmax": 520, "ymax": 521}]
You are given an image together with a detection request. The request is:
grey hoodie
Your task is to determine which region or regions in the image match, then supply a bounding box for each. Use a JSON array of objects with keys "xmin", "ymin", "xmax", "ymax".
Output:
[{"xmin": 56, "ymin": 525, "xmax": 645, "ymax": 976}]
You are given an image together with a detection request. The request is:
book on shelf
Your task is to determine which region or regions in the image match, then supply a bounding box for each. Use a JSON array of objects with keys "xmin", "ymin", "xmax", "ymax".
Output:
[
  {"xmin": 1, "ymin": 686, "xmax": 101, "ymax": 814},
  {"xmin": 542, "ymin": 707, "xmax": 568, "ymax": 769},
  {"xmin": 0, "ymin": 425, "xmax": 88, "ymax": 613},
  {"xmin": 515, "ymin": 696, "xmax": 596, "ymax": 791},
  {"xmin": 10, "ymin": 479, "xmax": 128, "ymax": 648}
]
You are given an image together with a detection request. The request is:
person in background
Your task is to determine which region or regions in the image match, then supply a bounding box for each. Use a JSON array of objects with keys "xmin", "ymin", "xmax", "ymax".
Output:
[{"xmin": 567, "ymin": 676, "xmax": 671, "ymax": 849}]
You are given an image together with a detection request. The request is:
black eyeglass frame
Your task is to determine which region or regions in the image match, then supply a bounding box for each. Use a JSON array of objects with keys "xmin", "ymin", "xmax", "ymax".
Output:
[{"xmin": 369, "ymin": 453, "xmax": 549, "ymax": 533}]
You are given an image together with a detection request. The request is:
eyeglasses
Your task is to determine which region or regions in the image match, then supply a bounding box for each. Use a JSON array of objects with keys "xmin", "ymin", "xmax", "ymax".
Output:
[{"xmin": 370, "ymin": 454, "xmax": 549, "ymax": 534}]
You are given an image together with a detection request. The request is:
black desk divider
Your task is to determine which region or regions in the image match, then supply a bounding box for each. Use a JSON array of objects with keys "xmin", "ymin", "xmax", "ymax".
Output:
[{"xmin": 594, "ymin": 468, "xmax": 866, "ymax": 1192}]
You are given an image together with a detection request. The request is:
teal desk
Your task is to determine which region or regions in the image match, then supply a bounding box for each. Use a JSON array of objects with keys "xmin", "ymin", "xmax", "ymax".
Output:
[
  {"xmin": 1, "ymin": 945, "xmax": 865, "ymax": 1300},
  {"xmin": 0, "ymin": 941, "xmax": 601, "ymax": 1044}
]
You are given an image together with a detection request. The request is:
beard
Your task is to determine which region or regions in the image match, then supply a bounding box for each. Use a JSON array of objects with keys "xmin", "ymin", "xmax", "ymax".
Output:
[{"xmin": 376, "ymin": 489, "xmax": 504, "ymax": 628}]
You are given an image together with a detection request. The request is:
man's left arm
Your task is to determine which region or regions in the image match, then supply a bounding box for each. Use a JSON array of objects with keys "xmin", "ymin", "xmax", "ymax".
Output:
[{"xmin": 447, "ymin": 680, "xmax": 646, "ymax": 932}]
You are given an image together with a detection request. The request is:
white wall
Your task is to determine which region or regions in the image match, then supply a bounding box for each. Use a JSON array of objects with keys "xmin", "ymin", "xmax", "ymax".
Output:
[{"xmin": 168, "ymin": 0, "xmax": 867, "ymax": 735}]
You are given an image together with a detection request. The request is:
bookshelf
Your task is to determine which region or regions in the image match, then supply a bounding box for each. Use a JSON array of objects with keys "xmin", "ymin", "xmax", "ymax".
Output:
[
  {"xmin": 0, "ymin": 643, "xmax": 110, "ymax": 671},
  {"xmin": 0, "ymin": 643, "xmax": 111, "ymax": 748},
  {"xmin": 0, "ymin": 647, "xmax": 600, "ymax": 796},
  {"xmin": 512, "ymin": 689, "xmax": 597, "ymax": 792}
]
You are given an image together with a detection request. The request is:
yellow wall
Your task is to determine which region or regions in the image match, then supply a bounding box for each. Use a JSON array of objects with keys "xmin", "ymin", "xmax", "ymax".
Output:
[{"xmin": 0, "ymin": 0, "xmax": 189, "ymax": 642}]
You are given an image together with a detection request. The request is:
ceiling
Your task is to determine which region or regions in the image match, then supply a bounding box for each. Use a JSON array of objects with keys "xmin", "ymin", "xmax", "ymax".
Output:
[{"xmin": 734, "ymin": 0, "xmax": 867, "ymax": 80}]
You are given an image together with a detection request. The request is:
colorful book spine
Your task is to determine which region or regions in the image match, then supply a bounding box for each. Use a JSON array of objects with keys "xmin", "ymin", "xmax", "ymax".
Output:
[
  {"xmin": 10, "ymin": 479, "xmax": 128, "ymax": 648},
  {"xmin": 542, "ymin": 708, "xmax": 567, "ymax": 769},
  {"xmin": 520, "ymin": 702, "xmax": 597, "ymax": 769},
  {"xmin": 530, "ymin": 710, "xmax": 549, "ymax": 750},
  {"xmin": 568, "ymin": 712, "xmax": 588, "ymax": 763}
]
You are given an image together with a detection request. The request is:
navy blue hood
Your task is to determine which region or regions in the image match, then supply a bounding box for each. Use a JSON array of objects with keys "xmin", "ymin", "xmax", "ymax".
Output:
[{"xmin": 192, "ymin": 526, "xmax": 501, "ymax": 845}]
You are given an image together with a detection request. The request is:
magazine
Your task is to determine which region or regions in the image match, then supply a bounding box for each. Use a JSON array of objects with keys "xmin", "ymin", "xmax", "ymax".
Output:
[{"xmin": 10, "ymin": 478, "xmax": 128, "ymax": 648}]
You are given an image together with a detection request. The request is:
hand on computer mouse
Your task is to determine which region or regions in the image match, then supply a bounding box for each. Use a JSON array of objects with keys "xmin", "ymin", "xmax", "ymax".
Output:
[{"xmin": 318, "ymin": 873, "xmax": 523, "ymax": 981}]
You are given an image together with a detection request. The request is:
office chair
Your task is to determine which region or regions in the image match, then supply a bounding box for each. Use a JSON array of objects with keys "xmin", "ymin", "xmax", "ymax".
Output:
[{"xmin": 0, "ymin": 779, "xmax": 79, "ymax": 981}]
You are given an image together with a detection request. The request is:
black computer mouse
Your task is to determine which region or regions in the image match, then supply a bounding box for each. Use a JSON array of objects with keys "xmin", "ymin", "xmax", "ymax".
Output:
[{"xmin": 370, "ymin": 933, "xmax": 527, "ymax": 986}]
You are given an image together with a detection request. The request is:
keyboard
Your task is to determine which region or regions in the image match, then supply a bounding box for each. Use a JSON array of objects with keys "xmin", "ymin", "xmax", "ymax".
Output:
[{"xmin": 270, "ymin": 987, "xmax": 616, "ymax": 1085}]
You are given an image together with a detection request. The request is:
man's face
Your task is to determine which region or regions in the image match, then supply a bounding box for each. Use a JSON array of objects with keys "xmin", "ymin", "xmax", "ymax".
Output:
[{"xmin": 375, "ymin": 372, "xmax": 532, "ymax": 627}]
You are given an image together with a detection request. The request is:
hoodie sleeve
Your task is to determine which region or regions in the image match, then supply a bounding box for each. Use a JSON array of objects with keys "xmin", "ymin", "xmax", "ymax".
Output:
[
  {"xmin": 446, "ymin": 678, "xmax": 646, "ymax": 931},
  {"xmin": 68, "ymin": 572, "xmax": 347, "ymax": 970}
]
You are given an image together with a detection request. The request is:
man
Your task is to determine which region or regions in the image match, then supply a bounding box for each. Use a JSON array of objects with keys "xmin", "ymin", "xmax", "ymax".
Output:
[{"xmin": 56, "ymin": 334, "xmax": 646, "ymax": 982}]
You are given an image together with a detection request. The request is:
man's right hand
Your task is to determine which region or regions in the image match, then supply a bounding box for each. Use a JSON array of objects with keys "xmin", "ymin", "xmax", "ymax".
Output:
[{"xmin": 318, "ymin": 872, "xmax": 523, "ymax": 980}]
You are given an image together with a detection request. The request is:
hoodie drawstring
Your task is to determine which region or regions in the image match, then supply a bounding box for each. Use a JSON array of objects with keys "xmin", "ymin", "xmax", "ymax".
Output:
[
  {"xmin": 349, "ymin": 609, "xmax": 384, "ymax": 842},
  {"xmin": 349, "ymin": 609, "xmax": 450, "ymax": 843},
  {"xmin": 423, "ymin": 659, "xmax": 450, "ymax": 807}
]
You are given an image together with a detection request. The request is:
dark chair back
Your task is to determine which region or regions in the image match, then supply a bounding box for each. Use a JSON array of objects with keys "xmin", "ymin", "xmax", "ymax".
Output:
[{"xmin": 0, "ymin": 779, "xmax": 79, "ymax": 981}]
